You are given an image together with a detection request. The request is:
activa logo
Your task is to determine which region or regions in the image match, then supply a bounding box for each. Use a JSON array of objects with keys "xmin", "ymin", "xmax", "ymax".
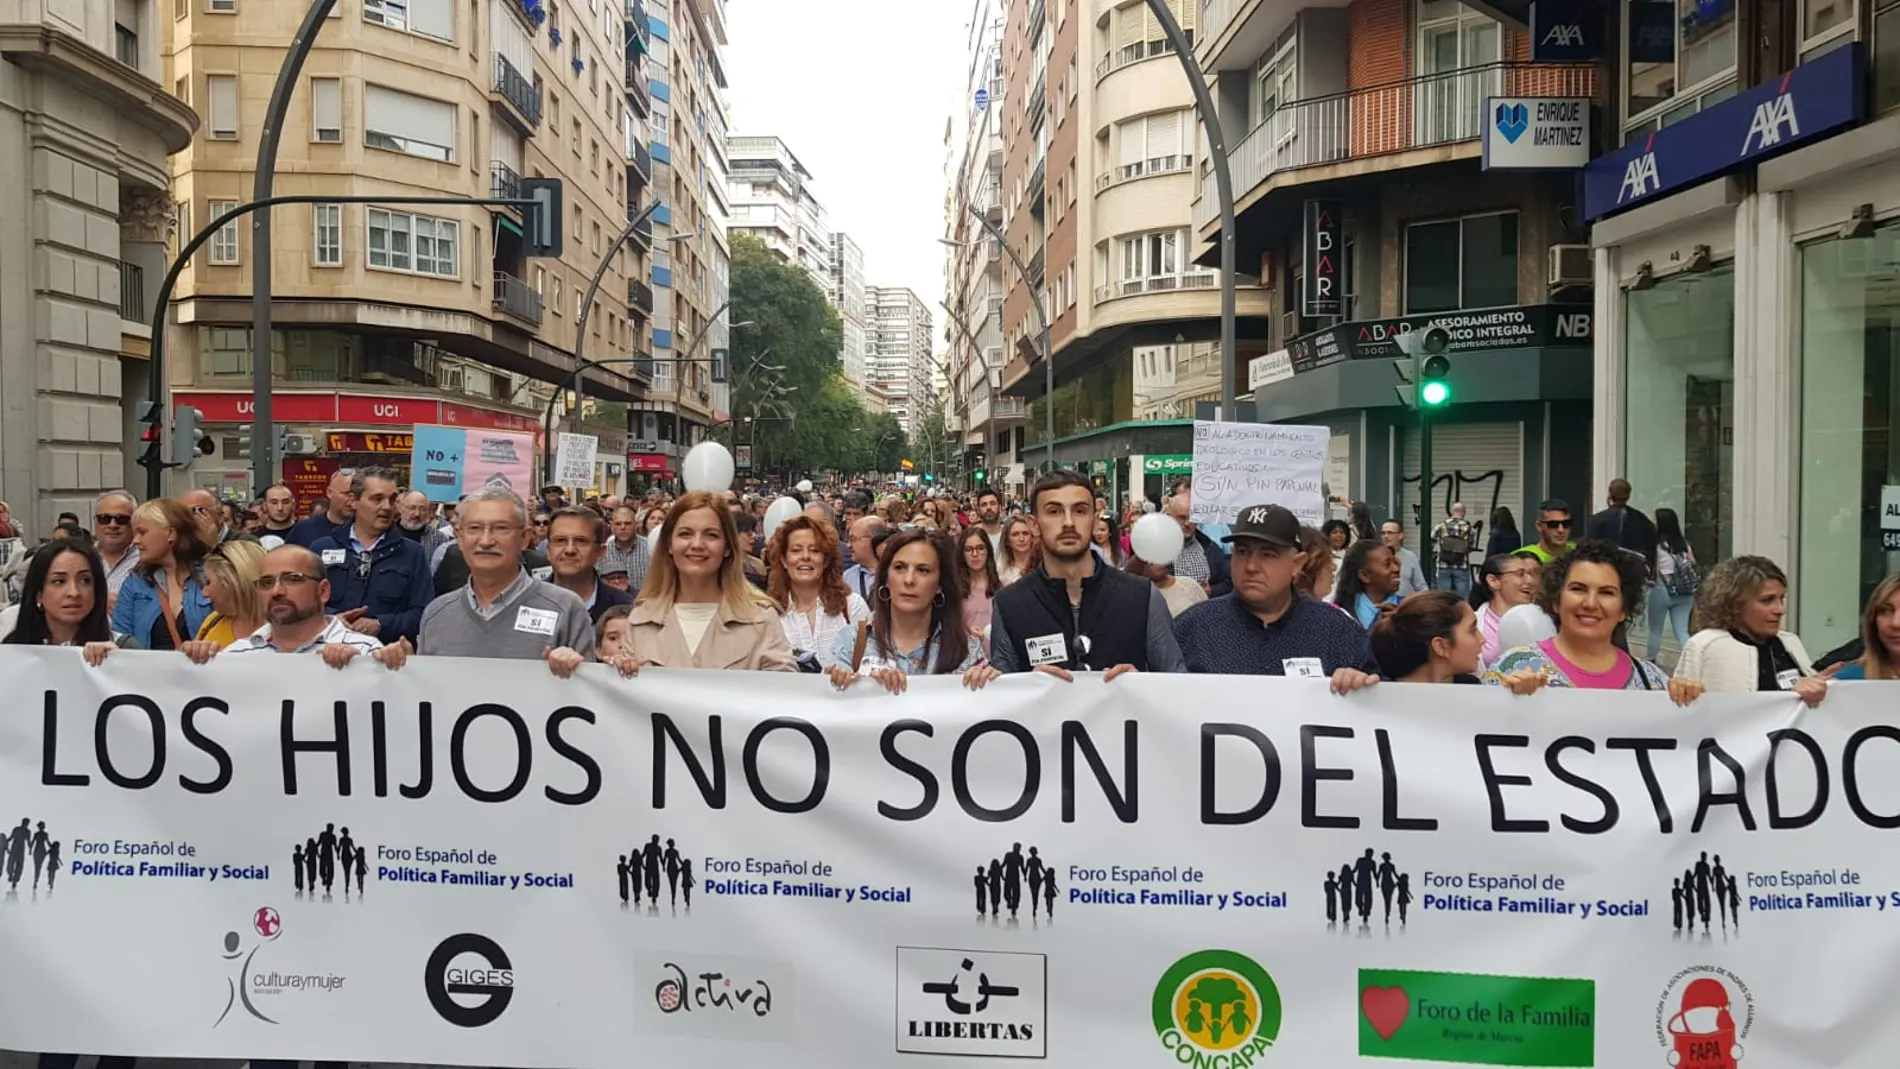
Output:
[
  {"xmin": 1618, "ymin": 136, "xmax": 1661, "ymax": 204},
  {"xmin": 425, "ymin": 933, "xmax": 515, "ymax": 1028},
  {"xmin": 1540, "ymin": 23, "xmax": 1583, "ymax": 46},
  {"xmin": 1742, "ymin": 77, "xmax": 1800, "ymax": 154}
]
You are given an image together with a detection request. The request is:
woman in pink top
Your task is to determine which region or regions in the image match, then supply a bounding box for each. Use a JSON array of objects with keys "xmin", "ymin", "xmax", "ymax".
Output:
[
  {"xmin": 1472, "ymin": 551, "xmax": 1543, "ymax": 667},
  {"xmin": 1484, "ymin": 540, "xmax": 1703, "ymax": 706},
  {"xmin": 955, "ymin": 526, "xmax": 1000, "ymax": 649}
]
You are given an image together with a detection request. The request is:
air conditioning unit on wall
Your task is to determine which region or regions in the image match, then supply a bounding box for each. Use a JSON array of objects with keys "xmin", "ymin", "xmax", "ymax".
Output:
[
  {"xmin": 281, "ymin": 434, "xmax": 319, "ymax": 456},
  {"xmin": 1548, "ymin": 244, "xmax": 1592, "ymax": 294}
]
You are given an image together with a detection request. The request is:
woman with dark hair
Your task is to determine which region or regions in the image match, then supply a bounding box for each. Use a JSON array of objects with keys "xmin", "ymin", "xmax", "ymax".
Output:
[
  {"xmin": 766, "ymin": 514, "xmax": 870, "ymax": 669},
  {"xmin": 1320, "ymin": 519, "xmax": 1352, "ymax": 596},
  {"xmin": 1370, "ymin": 590, "xmax": 1483, "ymax": 683},
  {"xmin": 1485, "ymin": 540, "xmax": 1701, "ymax": 704},
  {"xmin": 826, "ymin": 528, "xmax": 983, "ymax": 693},
  {"xmin": 1470, "ymin": 551, "xmax": 1545, "ymax": 667},
  {"xmin": 1348, "ymin": 501, "xmax": 1376, "ymax": 544},
  {"xmin": 1334, "ymin": 539, "xmax": 1400, "ymax": 628},
  {"xmin": 1, "ymin": 539, "xmax": 135, "ymax": 663},
  {"xmin": 112, "ymin": 498, "xmax": 213, "ymax": 651},
  {"xmin": 1295, "ymin": 526, "xmax": 1345, "ymax": 612},
  {"xmin": 1646, "ymin": 507, "xmax": 1696, "ymax": 661},
  {"xmin": 956, "ymin": 526, "xmax": 1001, "ymax": 639},
  {"xmin": 1091, "ymin": 514, "xmax": 1123, "ymax": 567},
  {"xmin": 1485, "ymin": 507, "xmax": 1520, "ymax": 560}
]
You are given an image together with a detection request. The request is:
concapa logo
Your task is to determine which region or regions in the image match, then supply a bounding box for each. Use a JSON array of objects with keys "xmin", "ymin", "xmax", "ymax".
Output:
[
  {"xmin": 425, "ymin": 933, "xmax": 515, "ymax": 1028},
  {"xmin": 1151, "ymin": 950, "xmax": 1282, "ymax": 1067}
]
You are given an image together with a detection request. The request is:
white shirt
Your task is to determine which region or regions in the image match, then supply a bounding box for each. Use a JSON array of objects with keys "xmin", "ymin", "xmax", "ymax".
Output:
[
  {"xmin": 224, "ymin": 615, "xmax": 385, "ymax": 655},
  {"xmin": 674, "ymin": 602, "xmax": 718, "ymax": 655},
  {"xmin": 780, "ymin": 591, "xmax": 871, "ymax": 664}
]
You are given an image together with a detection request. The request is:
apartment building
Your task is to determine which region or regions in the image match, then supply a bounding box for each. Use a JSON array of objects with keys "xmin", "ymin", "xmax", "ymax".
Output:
[
  {"xmin": 162, "ymin": 0, "xmax": 647, "ymax": 499},
  {"xmin": 1, "ymin": 0, "xmax": 196, "ymax": 524},
  {"xmin": 829, "ymin": 231, "xmax": 869, "ymax": 387},
  {"xmin": 866, "ymin": 284, "xmax": 933, "ymax": 432},
  {"xmin": 629, "ymin": 0, "xmax": 729, "ymax": 482},
  {"xmin": 1559, "ymin": 0, "xmax": 1898, "ymax": 652},
  {"xmin": 727, "ymin": 134, "xmax": 830, "ymax": 288}
]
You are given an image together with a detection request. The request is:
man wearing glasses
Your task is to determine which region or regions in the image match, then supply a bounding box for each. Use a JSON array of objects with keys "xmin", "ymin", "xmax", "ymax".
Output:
[
  {"xmin": 223, "ymin": 545, "xmax": 398, "ymax": 666},
  {"xmin": 92, "ymin": 491, "xmax": 141, "ymax": 601},
  {"xmin": 309, "ymin": 467, "xmax": 434, "ymax": 645},
  {"xmin": 1520, "ymin": 498, "xmax": 1578, "ymax": 564}
]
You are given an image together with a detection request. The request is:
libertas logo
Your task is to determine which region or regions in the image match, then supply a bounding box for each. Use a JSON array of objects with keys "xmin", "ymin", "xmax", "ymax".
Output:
[
  {"xmin": 896, "ymin": 947, "xmax": 1047, "ymax": 1058},
  {"xmin": 1151, "ymin": 950, "xmax": 1282, "ymax": 1068}
]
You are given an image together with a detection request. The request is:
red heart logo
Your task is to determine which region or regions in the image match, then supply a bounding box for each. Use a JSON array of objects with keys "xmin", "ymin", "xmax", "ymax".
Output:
[{"xmin": 1362, "ymin": 986, "xmax": 1411, "ymax": 1041}]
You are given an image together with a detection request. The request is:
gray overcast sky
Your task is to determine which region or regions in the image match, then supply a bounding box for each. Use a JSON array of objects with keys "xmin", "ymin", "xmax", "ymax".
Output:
[{"xmin": 724, "ymin": 0, "xmax": 965, "ymax": 321}]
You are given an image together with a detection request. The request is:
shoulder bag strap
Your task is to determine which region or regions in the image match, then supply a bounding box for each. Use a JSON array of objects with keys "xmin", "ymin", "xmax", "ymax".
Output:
[
  {"xmin": 153, "ymin": 578, "xmax": 186, "ymax": 650},
  {"xmin": 851, "ymin": 621, "xmax": 870, "ymax": 671}
]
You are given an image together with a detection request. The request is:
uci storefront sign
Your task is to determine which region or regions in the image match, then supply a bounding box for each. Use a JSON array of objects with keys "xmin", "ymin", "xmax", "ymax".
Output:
[{"xmin": 1582, "ymin": 44, "xmax": 1866, "ymax": 221}]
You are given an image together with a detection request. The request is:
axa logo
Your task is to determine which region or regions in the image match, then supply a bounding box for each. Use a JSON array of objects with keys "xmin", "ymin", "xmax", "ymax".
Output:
[
  {"xmin": 1741, "ymin": 74, "xmax": 1799, "ymax": 154},
  {"xmin": 1618, "ymin": 134, "xmax": 1660, "ymax": 204},
  {"xmin": 1540, "ymin": 23, "xmax": 1583, "ymax": 46}
]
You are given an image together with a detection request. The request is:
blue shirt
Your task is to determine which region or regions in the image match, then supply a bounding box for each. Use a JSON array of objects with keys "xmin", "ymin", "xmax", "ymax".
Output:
[
  {"xmin": 1353, "ymin": 592, "xmax": 1397, "ymax": 629},
  {"xmin": 1172, "ymin": 593, "xmax": 1379, "ymax": 676},
  {"xmin": 830, "ymin": 624, "xmax": 983, "ymax": 676}
]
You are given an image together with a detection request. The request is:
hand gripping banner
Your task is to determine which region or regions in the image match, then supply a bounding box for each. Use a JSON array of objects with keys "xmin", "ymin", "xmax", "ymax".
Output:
[{"xmin": 0, "ymin": 646, "xmax": 1895, "ymax": 1068}]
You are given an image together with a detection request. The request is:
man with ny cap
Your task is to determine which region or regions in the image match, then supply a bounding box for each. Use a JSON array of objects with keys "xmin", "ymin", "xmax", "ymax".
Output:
[{"xmin": 1172, "ymin": 503, "xmax": 1379, "ymax": 690}]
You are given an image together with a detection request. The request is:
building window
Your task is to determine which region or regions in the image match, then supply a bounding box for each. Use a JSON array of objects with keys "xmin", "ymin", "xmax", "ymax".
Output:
[
  {"xmin": 174, "ymin": 76, "xmax": 188, "ymax": 102},
  {"xmin": 1624, "ymin": 0, "xmax": 1737, "ymax": 133},
  {"xmin": 367, "ymin": 207, "xmax": 459, "ymax": 278},
  {"xmin": 1402, "ymin": 211, "xmax": 1518, "ymax": 313},
  {"xmin": 208, "ymin": 199, "xmax": 239, "ymax": 264},
  {"xmin": 1115, "ymin": 109, "xmax": 1190, "ymax": 180},
  {"xmin": 363, "ymin": 0, "xmax": 448, "ymax": 36},
  {"xmin": 115, "ymin": 24, "xmax": 139, "ymax": 66},
  {"xmin": 207, "ymin": 0, "xmax": 234, "ymax": 10},
  {"xmin": 364, "ymin": 0, "xmax": 409, "ymax": 30},
  {"xmin": 364, "ymin": 85, "xmax": 455, "ymax": 162},
  {"xmin": 313, "ymin": 204, "xmax": 342, "ymax": 265},
  {"xmin": 1797, "ymin": 225, "xmax": 1900, "ymax": 650},
  {"xmin": 311, "ymin": 77, "xmax": 342, "ymax": 142},
  {"xmin": 206, "ymin": 74, "xmax": 238, "ymax": 139},
  {"xmin": 1252, "ymin": 38, "xmax": 1296, "ymax": 129},
  {"xmin": 1877, "ymin": 0, "xmax": 1900, "ymax": 111}
]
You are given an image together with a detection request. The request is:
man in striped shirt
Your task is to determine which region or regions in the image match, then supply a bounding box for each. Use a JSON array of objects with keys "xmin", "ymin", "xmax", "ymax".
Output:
[
  {"xmin": 600, "ymin": 505, "xmax": 651, "ymax": 592},
  {"xmin": 223, "ymin": 545, "xmax": 395, "ymax": 669}
]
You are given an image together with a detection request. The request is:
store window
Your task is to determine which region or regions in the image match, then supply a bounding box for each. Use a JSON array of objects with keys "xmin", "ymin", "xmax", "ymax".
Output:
[
  {"xmin": 1403, "ymin": 211, "xmax": 1517, "ymax": 313},
  {"xmin": 1624, "ymin": 264, "xmax": 1734, "ymax": 570},
  {"xmin": 1797, "ymin": 224, "xmax": 1900, "ymax": 651},
  {"xmin": 1623, "ymin": 0, "xmax": 1737, "ymax": 135}
]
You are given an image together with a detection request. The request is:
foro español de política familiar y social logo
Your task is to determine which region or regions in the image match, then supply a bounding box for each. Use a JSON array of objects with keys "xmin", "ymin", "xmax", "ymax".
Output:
[{"xmin": 1151, "ymin": 950, "xmax": 1282, "ymax": 1068}]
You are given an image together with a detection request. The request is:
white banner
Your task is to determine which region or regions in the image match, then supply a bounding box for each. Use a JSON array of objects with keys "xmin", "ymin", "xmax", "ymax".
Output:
[
  {"xmin": 1, "ymin": 648, "xmax": 1897, "ymax": 1068},
  {"xmin": 1190, "ymin": 420, "xmax": 1327, "ymax": 526},
  {"xmin": 554, "ymin": 433, "xmax": 599, "ymax": 487}
]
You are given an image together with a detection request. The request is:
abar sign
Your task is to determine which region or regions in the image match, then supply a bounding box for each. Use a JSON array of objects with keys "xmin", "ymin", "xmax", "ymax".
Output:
[
  {"xmin": 1302, "ymin": 200, "xmax": 1345, "ymax": 318},
  {"xmin": 1483, "ymin": 97, "xmax": 1590, "ymax": 170},
  {"xmin": 1583, "ymin": 44, "xmax": 1866, "ymax": 220},
  {"xmin": 1286, "ymin": 305, "xmax": 1592, "ymax": 373}
]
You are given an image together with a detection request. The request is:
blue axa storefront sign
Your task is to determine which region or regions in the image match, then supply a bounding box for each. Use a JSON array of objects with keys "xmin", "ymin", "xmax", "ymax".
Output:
[{"xmin": 1583, "ymin": 44, "xmax": 1865, "ymax": 221}]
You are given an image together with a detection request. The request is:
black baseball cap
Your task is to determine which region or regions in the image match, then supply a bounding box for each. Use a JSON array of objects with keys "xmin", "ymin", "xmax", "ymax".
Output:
[{"xmin": 1222, "ymin": 504, "xmax": 1302, "ymax": 548}]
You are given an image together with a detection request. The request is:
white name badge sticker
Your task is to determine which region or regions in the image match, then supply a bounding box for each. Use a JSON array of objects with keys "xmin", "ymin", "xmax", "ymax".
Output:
[
  {"xmin": 1024, "ymin": 633, "xmax": 1068, "ymax": 667},
  {"xmin": 1282, "ymin": 657, "xmax": 1324, "ymax": 678},
  {"xmin": 320, "ymin": 549, "xmax": 346, "ymax": 567},
  {"xmin": 514, "ymin": 606, "xmax": 559, "ymax": 637},
  {"xmin": 1776, "ymin": 668, "xmax": 1802, "ymax": 691}
]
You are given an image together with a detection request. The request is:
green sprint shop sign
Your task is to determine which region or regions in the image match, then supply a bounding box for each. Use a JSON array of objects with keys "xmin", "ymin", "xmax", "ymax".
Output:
[
  {"xmin": 1152, "ymin": 950, "xmax": 1282, "ymax": 1067},
  {"xmin": 1143, "ymin": 455, "xmax": 1193, "ymax": 475}
]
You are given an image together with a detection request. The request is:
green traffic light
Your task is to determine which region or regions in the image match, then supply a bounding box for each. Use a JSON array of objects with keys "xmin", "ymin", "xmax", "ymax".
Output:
[{"xmin": 1421, "ymin": 380, "xmax": 1451, "ymax": 407}]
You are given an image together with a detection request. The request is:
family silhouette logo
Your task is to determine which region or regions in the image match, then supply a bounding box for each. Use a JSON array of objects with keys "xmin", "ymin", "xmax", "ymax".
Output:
[
  {"xmin": 1654, "ymin": 967, "xmax": 1752, "ymax": 1069},
  {"xmin": 1150, "ymin": 950, "xmax": 1282, "ymax": 1067}
]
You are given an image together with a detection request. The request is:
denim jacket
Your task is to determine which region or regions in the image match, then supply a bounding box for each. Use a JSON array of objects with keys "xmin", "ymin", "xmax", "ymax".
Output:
[{"xmin": 112, "ymin": 566, "xmax": 214, "ymax": 647}]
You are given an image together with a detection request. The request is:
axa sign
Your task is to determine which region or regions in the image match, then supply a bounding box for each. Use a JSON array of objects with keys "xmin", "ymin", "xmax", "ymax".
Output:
[
  {"xmin": 1584, "ymin": 44, "xmax": 1864, "ymax": 221},
  {"xmin": 1529, "ymin": 0, "xmax": 1600, "ymax": 61}
]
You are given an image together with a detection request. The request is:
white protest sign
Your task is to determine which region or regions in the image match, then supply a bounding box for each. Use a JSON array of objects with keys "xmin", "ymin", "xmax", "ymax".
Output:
[
  {"xmin": 554, "ymin": 432, "xmax": 599, "ymax": 487},
  {"xmin": 1189, "ymin": 420, "xmax": 1328, "ymax": 525},
  {"xmin": 5, "ymin": 647, "xmax": 1900, "ymax": 1069}
]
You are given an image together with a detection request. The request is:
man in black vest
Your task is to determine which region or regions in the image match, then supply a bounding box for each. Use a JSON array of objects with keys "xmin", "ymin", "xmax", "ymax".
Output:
[{"xmin": 986, "ymin": 469, "xmax": 1184, "ymax": 678}]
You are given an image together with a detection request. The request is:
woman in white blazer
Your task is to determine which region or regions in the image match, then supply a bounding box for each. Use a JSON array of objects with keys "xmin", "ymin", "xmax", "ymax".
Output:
[{"xmin": 1675, "ymin": 555, "xmax": 1832, "ymax": 707}]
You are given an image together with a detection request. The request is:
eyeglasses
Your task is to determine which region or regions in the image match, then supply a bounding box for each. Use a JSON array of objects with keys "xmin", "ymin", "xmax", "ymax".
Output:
[
  {"xmin": 254, "ymin": 572, "xmax": 316, "ymax": 591},
  {"xmin": 463, "ymin": 523, "xmax": 521, "ymax": 537},
  {"xmin": 1542, "ymin": 519, "xmax": 1572, "ymax": 529},
  {"xmin": 94, "ymin": 514, "xmax": 131, "ymax": 526}
]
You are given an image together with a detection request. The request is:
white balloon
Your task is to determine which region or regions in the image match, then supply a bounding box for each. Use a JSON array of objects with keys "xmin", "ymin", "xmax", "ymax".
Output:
[
  {"xmin": 1129, "ymin": 512, "xmax": 1185, "ymax": 565},
  {"xmin": 762, "ymin": 496, "xmax": 803, "ymax": 541},
  {"xmin": 681, "ymin": 441, "xmax": 736, "ymax": 494},
  {"xmin": 795, "ymin": 479, "xmax": 814, "ymax": 494}
]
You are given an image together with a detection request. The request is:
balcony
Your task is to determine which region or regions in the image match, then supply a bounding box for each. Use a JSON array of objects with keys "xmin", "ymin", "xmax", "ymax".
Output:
[
  {"xmin": 1095, "ymin": 32, "xmax": 1192, "ymax": 83},
  {"xmin": 492, "ymin": 271, "xmax": 544, "ymax": 327},
  {"xmin": 1096, "ymin": 153, "xmax": 1195, "ymax": 193},
  {"xmin": 1027, "ymin": 67, "xmax": 1046, "ymax": 122},
  {"xmin": 992, "ymin": 397, "xmax": 1030, "ymax": 423},
  {"xmin": 627, "ymin": 138, "xmax": 651, "ymax": 186},
  {"xmin": 491, "ymin": 54, "xmax": 542, "ymax": 130},
  {"xmin": 1027, "ymin": 154, "xmax": 1045, "ymax": 200},
  {"xmin": 1026, "ymin": 0, "xmax": 1044, "ymax": 43},
  {"xmin": 1026, "ymin": 244, "xmax": 1045, "ymax": 285},
  {"xmin": 629, "ymin": 209, "xmax": 654, "ymax": 248},
  {"xmin": 1094, "ymin": 271, "xmax": 1218, "ymax": 304},
  {"xmin": 628, "ymin": 277, "xmax": 654, "ymax": 314},
  {"xmin": 625, "ymin": 57, "xmax": 651, "ymax": 115},
  {"xmin": 1194, "ymin": 61, "xmax": 1599, "ymax": 230},
  {"xmin": 490, "ymin": 160, "xmax": 522, "ymax": 203},
  {"xmin": 118, "ymin": 260, "xmax": 145, "ymax": 323}
]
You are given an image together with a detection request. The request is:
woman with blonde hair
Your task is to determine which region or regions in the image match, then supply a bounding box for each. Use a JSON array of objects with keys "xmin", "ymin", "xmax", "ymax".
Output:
[
  {"xmin": 616, "ymin": 490, "xmax": 796, "ymax": 671},
  {"xmin": 112, "ymin": 498, "xmax": 214, "ymax": 651},
  {"xmin": 996, "ymin": 515, "xmax": 1039, "ymax": 585},
  {"xmin": 182, "ymin": 540, "xmax": 268, "ymax": 660},
  {"xmin": 1836, "ymin": 573, "xmax": 1900, "ymax": 680},
  {"xmin": 1674, "ymin": 555, "xmax": 1831, "ymax": 706},
  {"xmin": 766, "ymin": 514, "xmax": 870, "ymax": 668}
]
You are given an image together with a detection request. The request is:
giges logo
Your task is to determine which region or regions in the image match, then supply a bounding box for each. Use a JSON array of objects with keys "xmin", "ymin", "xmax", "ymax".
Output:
[{"xmin": 425, "ymin": 933, "xmax": 515, "ymax": 1028}]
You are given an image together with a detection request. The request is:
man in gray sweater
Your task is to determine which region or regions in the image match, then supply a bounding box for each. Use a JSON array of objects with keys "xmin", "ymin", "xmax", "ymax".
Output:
[{"xmin": 381, "ymin": 486, "xmax": 595, "ymax": 672}]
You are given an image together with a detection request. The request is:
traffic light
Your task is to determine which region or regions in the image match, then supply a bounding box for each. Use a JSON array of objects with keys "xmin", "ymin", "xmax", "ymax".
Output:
[
  {"xmin": 1419, "ymin": 353, "xmax": 1452, "ymax": 408},
  {"xmin": 521, "ymin": 177, "xmax": 564, "ymax": 258},
  {"xmin": 1393, "ymin": 326, "xmax": 1452, "ymax": 410},
  {"xmin": 172, "ymin": 404, "xmax": 213, "ymax": 468},
  {"xmin": 924, "ymin": 472, "xmax": 935, "ymax": 484},
  {"xmin": 235, "ymin": 423, "xmax": 252, "ymax": 460},
  {"xmin": 974, "ymin": 469, "xmax": 987, "ymax": 484},
  {"xmin": 135, "ymin": 400, "xmax": 168, "ymax": 473}
]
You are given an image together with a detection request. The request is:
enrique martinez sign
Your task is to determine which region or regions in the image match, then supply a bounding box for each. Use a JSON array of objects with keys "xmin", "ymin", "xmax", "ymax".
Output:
[
  {"xmin": 1301, "ymin": 200, "xmax": 1345, "ymax": 318},
  {"xmin": 1285, "ymin": 305, "xmax": 1593, "ymax": 372},
  {"xmin": 1583, "ymin": 44, "xmax": 1866, "ymax": 220}
]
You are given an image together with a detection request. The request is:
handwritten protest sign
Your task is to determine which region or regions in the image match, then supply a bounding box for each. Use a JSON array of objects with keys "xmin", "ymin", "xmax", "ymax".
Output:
[{"xmin": 1189, "ymin": 421, "xmax": 1328, "ymax": 525}]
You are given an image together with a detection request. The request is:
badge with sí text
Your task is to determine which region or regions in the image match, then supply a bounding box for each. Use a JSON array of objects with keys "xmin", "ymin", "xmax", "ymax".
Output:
[
  {"xmin": 1024, "ymin": 633, "xmax": 1068, "ymax": 667},
  {"xmin": 514, "ymin": 606, "xmax": 558, "ymax": 637},
  {"xmin": 1282, "ymin": 657, "xmax": 1324, "ymax": 678},
  {"xmin": 320, "ymin": 548, "xmax": 346, "ymax": 567}
]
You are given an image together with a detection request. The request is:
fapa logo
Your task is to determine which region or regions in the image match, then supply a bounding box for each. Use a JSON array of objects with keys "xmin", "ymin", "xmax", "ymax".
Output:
[
  {"xmin": 1151, "ymin": 950, "xmax": 1283, "ymax": 1067},
  {"xmin": 1654, "ymin": 967, "xmax": 1752, "ymax": 1069}
]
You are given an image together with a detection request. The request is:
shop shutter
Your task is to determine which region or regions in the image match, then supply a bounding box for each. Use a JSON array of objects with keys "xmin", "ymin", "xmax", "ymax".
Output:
[{"xmin": 1399, "ymin": 421, "xmax": 1523, "ymax": 556}]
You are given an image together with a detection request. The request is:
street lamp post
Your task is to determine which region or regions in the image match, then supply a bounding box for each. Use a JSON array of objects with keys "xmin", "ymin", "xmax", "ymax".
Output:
[
  {"xmin": 956, "ymin": 206, "xmax": 1054, "ymax": 471},
  {"xmin": 940, "ymin": 301, "xmax": 995, "ymax": 489},
  {"xmin": 1144, "ymin": 0, "xmax": 1237, "ymax": 423}
]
